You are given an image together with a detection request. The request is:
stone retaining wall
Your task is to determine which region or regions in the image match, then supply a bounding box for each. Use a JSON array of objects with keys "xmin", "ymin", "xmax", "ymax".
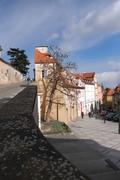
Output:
[
  {"xmin": 0, "ymin": 86, "xmax": 90, "ymax": 180},
  {"xmin": 0, "ymin": 58, "xmax": 24, "ymax": 84}
]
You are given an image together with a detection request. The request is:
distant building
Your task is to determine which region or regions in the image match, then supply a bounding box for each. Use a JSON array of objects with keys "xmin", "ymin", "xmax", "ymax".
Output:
[
  {"xmin": 0, "ymin": 58, "xmax": 23, "ymax": 84},
  {"xmin": 75, "ymin": 72, "xmax": 103, "ymax": 115},
  {"xmin": 103, "ymin": 88, "xmax": 114, "ymax": 109},
  {"xmin": 95, "ymin": 83, "xmax": 103, "ymax": 104},
  {"xmin": 112, "ymin": 85, "xmax": 120, "ymax": 112}
]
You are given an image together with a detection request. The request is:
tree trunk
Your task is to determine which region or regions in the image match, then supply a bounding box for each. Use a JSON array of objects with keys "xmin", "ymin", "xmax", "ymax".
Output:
[
  {"xmin": 45, "ymin": 80, "xmax": 57, "ymax": 121},
  {"xmin": 41, "ymin": 89, "xmax": 47, "ymax": 122}
]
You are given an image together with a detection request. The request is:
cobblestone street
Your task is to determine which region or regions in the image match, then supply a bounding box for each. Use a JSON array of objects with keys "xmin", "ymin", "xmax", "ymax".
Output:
[{"xmin": 68, "ymin": 116, "xmax": 120, "ymax": 152}]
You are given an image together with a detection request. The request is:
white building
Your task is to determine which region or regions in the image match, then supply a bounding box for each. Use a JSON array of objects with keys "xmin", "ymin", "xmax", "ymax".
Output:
[
  {"xmin": 76, "ymin": 78, "xmax": 85, "ymax": 116},
  {"xmin": 85, "ymin": 83, "xmax": 95, "ymax": 114},
  {"xmin": 75, "ymin": 72, "xmax": 96, "ymax": 115},
  {"xmin": 34, "ymin": 46, "xmax": 55, "ymax": 81}
]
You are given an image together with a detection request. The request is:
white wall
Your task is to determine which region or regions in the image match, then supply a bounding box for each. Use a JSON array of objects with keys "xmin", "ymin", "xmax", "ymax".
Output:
[
  {"xmin": 85, "ymin": 84, "xmax": 95, "ymax": 114},
  {"xmin": 76, "ymin": 78, "xmax": 96, "ymax": 115},
  {"xmin": 0, "ymin": 60, "xmax": 23, "ymax": 84}
]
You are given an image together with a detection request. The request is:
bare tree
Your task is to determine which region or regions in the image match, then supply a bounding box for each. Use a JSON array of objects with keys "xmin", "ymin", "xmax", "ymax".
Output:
[{"xmin": 40, "ymin": 46, "xmax": 77, "ymax": 122}]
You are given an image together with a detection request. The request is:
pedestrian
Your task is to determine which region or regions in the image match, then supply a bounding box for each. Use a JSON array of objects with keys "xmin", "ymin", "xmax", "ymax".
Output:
[
  {"xmin": 88, "ymin": 112, "xmax": 91, "ymax": 118},
  {"xmin": 81, "ymin": 111, "xmax": 84, "ymax": 119},
  {"xmin": 27, "ymin": 77, "xmax": 30, "ymax": 85}
]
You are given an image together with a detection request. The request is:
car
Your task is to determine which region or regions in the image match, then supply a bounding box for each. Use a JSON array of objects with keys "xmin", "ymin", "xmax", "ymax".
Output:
[
  {"xmin": 112, "ymin": 113, "xmax": 120, "ymax": 122},
  {"xmin": 104, "ymin": 112, "xmax": 116, "ymax": 121}
]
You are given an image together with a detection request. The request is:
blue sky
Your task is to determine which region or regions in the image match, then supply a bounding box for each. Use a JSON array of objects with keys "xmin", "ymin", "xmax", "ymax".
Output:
[{"xmin": 0, "ymin": 0, "xmax": 120, "ymax": 87}]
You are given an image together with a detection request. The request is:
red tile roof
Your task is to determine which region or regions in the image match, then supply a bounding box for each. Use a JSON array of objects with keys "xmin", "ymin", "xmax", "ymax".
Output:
[
  {"xmin": 34, "ymin": 49, "xmax": 56, "ymax": 64},
  {"xmin": 107, "ymin": 89, "xmax": 114, "ymax": 96},
  {"xmin": 115, "ymin": 85, "xmax": 120, "ymax": 92},
  {"xmin": 74, "ymin": 72, "xmax": 95, "ymax": 84}
]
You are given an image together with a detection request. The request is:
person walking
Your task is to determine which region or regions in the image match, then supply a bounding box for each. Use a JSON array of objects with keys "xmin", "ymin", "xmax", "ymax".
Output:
[
  {"xmin": 81, "ymin": 111, "xmax": 84, "ymax": 119},
  {"xmin": 88, "ymin": 112, "xmax": 91, "ymax": 118}
]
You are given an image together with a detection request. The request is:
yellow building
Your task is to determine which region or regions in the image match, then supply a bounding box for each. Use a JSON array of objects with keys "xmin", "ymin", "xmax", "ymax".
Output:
[{"xmin": 34, "ymin": 46, "xmax": 79, "ymax": 122}]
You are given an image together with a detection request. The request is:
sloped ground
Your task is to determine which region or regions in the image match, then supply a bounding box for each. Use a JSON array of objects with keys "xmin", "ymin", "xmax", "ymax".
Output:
[{"xmin": 0, "ymin": 86, "xmax": 90, "ymax": 180}]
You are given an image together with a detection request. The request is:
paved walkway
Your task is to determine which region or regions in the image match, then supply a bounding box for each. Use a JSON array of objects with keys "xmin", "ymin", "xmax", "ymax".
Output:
[
  {"xmin": 46, "ymin": 116, "xmax": 120, "ymax": 180},
  {"xmin": 0, "ymin": 82, "xmax": 26, "ymax": 109},
  {"xmin": 69, "ymin": 116, "xmax": 120, "ymax": 152}
]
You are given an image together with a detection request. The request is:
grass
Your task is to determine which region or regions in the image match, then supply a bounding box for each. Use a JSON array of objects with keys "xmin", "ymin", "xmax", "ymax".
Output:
[
  {"xmin": 42, "ymin": 120, "xmax": 71, "ymax": 134},
  {"xmin": 52, "ymin": 121, "xmax": 70, "ymax": 133}
]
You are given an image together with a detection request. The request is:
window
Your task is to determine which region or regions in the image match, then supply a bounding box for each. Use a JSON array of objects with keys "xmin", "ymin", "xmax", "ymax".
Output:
[
  {"xmin": 5, "ymin": 69, "xmax": 9, "ymax": 77},
  {"xmin": 42, "ymin": 69, "xmax": 47, "ymax": 78}
]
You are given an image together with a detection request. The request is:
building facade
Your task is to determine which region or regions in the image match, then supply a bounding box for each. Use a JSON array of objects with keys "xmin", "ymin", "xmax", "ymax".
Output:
[
  {"xmin": 75, "ymin": 72, "xmax": 103, "ymax": 115},
  {"xmin": 0, "ymin": 58, "xmax": 23, "ymax": 84},
  {"xmin": 34, "ymin": 46, "xmax": 79, "ymax": 122},
  {"xmin": 112, "ymin": 92, "xmax": 120, "ymax": 112},
  {"xmin": 112, "ymin": 85, "xmax": 120, "ymax": 112},
  {"xmin": 103, "ymin": 88, "xmax": 114, "ymax": 109}
]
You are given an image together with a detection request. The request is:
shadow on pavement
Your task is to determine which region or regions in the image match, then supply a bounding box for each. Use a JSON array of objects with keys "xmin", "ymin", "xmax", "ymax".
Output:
[
  {"xmin": 0, "ymin": 97, "xmax": 11, "ymax": 109},
  {"xmin": 46, "ymin": 135, "xmax": 120, "ymax": 180}
]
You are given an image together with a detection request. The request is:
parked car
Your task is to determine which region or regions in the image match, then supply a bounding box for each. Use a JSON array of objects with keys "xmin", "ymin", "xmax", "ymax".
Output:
[
  {"xmin": 104, "ymin": 112, "xmax": 116, "ymax": 121},
  {"xmin": 112, "ymin": 113, "xmax": 120, "ymax": 122}
]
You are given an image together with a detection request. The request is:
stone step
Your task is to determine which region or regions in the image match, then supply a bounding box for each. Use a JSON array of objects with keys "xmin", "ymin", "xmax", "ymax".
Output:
[
  {"xmin": 90, "ymin": 171, "xmax": 120, "ymax": 180},
  {"xmin": 66, "ymin": 158, "xmax": 115, "ymax": 176},
  {"xmin": 64, "ymin": 151, "xmax": 103, "ymax": 162}
]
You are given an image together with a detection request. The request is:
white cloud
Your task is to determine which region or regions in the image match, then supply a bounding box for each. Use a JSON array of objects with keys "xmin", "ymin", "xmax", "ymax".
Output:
[
  {"xmin": 96, "ymin": 71, "xmax": 120, "ymax": 87},
  {"xmin": 1, "ymin": 0, "xmax": 120, "ymax": 81},
  {"xmin": 107, "ymin": 60, "xmax": 120, "ymax": 71},
  {"xmin": 61, "ymin": 0, "xmax": 120, "ymax": 51},
  {"xmin": 48, "ymin": 33, "xmax": 59, "ymax": 41},
  {"xmin": 1, "ymin": 0, "xmax": 120, "ymax": 53}
]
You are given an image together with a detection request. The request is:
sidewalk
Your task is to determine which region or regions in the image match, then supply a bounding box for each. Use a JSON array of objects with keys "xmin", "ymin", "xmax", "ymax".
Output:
[
  {"xmin": 0, "ymin": 82, "xmax": 26, "ymax": 109},
  {"xmin": 46, "ymin": 116, "xmax": 120, "ymax": 180}
]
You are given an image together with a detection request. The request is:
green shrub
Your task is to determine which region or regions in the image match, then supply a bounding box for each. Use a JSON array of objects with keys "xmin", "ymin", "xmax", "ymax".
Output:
[{"xmin": 52, "ymin": 121, "xmax": 70, "ymax": 133}]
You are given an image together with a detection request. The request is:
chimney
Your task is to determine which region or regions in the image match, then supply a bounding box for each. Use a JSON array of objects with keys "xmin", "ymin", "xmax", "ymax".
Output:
[{"xmin": 35, "ymin": 46, "xmax": 48, "ymax": 54}]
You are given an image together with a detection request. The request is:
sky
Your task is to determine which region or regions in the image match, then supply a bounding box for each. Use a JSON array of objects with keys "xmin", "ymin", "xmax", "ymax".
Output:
[{"xmin": 0, "ymin": 0, "xmax": 120, "ymax": 87}]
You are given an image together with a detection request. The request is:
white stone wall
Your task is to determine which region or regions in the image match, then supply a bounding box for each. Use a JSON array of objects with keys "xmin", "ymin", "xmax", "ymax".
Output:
[
  {"xmin": 35, "ymin": 63, "xmax": 54, "ymax": 81},
  {"xmin": 0, "ymin": 60, "xmax": 23, "ymax": 84},
  {"xmin": 85, "ymin": 84, "xmax": 95, "ymax": 114}
]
